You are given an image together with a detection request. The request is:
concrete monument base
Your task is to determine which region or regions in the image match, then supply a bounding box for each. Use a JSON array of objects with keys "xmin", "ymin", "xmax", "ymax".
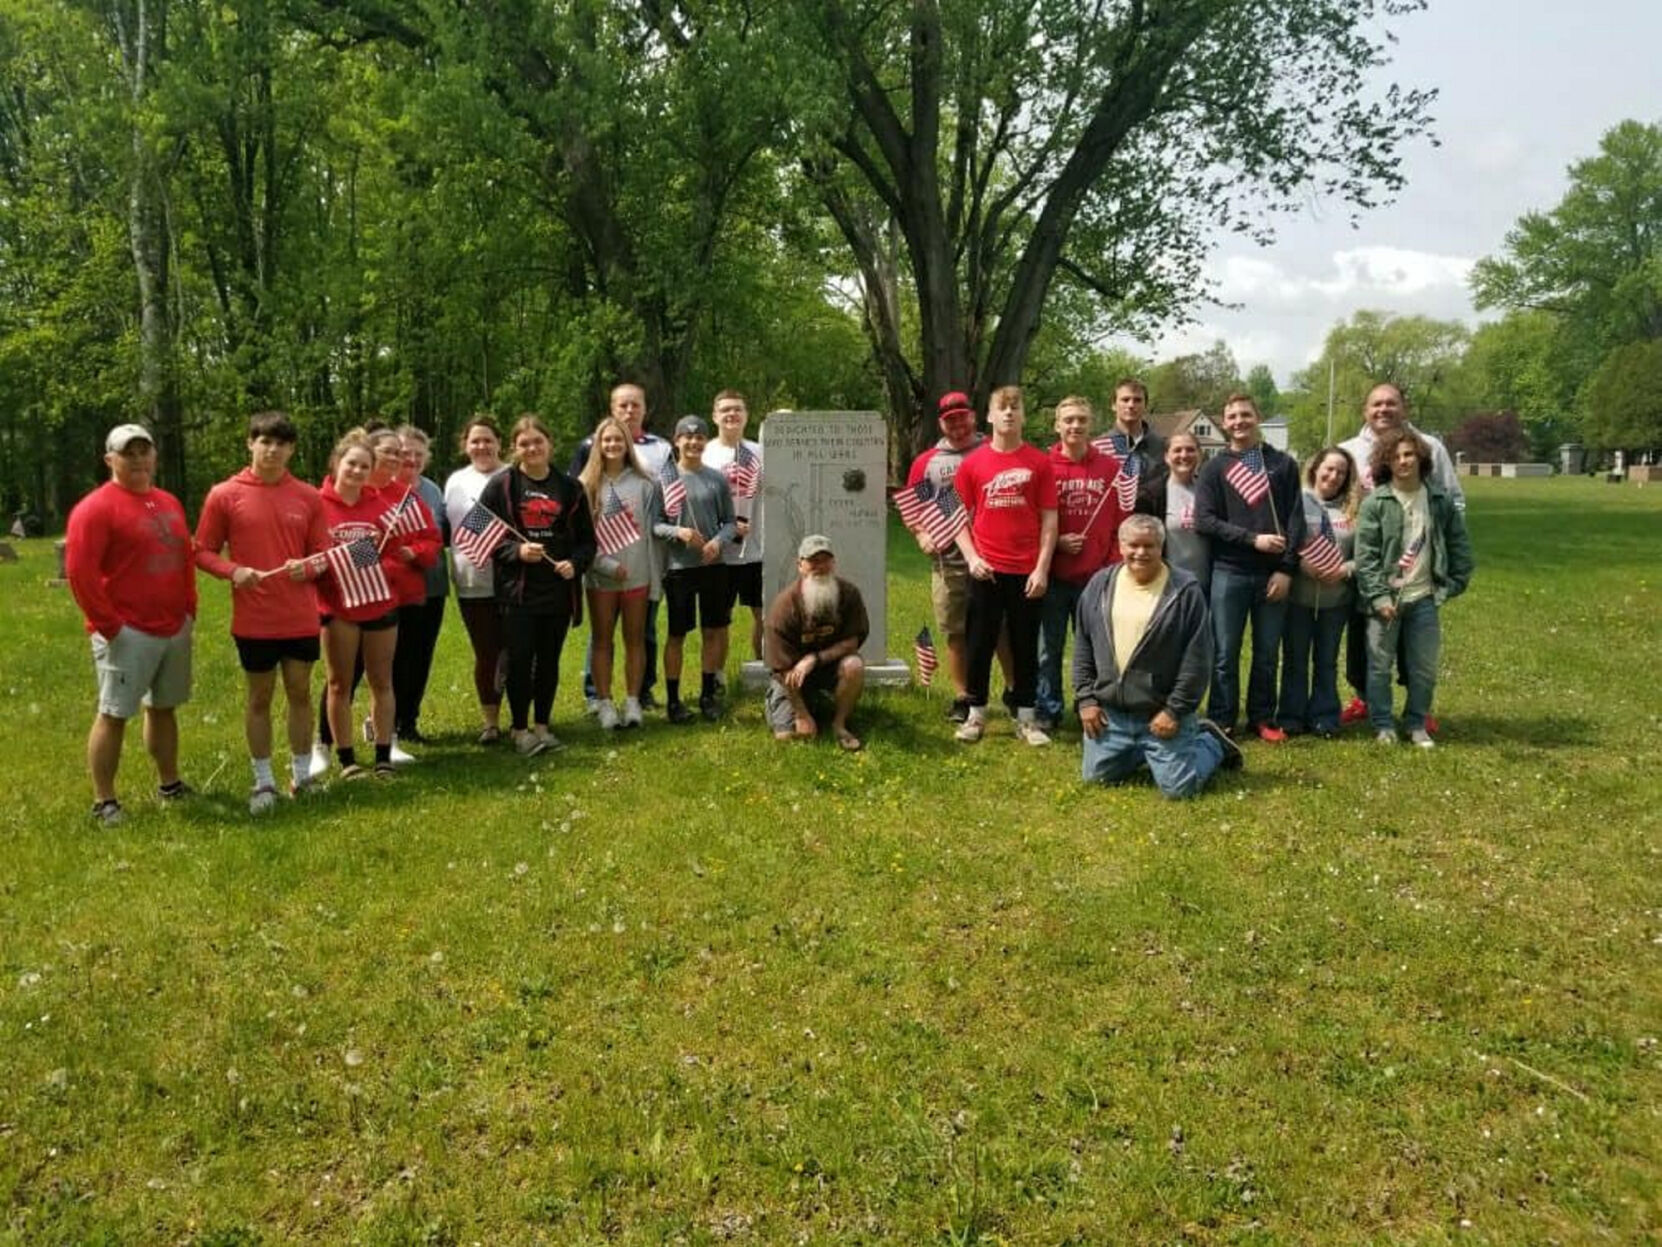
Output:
[{"xmin": 740, "ymin": 658, "xmax": 915, "ymax": 691}]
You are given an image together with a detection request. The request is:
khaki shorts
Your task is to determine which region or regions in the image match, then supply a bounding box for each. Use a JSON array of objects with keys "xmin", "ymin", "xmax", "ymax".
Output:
[
  {"xmin": 91, "ymin": 621, "xmax": 193, "ymax": 719},
  {"xmin": 931, "ymin": 561, "xmax": 970, "ymax": 636}
]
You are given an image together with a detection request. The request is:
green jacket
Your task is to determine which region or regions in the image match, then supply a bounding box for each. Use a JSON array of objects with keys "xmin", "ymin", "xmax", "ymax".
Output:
[{"xmin": 1353, "ymin": 481, "xmax": 1474, "ymax": 613}]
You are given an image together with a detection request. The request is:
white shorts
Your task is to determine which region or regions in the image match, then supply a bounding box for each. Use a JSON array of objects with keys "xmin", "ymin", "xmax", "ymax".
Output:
[{"xmin": 91, "ymin": 621, "xmax": 194, "ymax": 719}]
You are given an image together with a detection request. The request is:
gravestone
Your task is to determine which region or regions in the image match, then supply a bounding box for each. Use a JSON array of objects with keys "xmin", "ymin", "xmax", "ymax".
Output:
[
  {"xmin": 741, "ymin": 411, "xmax": 911, "ymax": 688},
  {"xmin": 47, "ymin": 538, "xmax": 68, "ymax": 586},
  {"xmin": 0, "ymin": 542, "xmax": 16, "ymax": 563}
]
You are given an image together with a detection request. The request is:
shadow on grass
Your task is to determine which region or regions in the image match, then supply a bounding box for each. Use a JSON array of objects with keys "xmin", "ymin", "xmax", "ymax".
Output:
[{"xmin": 1436, "ymin": 713, "xmax": 1599, "ymax": 749}]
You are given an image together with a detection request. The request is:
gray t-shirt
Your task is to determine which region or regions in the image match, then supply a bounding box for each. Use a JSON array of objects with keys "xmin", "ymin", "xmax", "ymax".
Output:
[{"xmin": 1163, "ymin": 478, "xmax": 1209, "ymax": 587}]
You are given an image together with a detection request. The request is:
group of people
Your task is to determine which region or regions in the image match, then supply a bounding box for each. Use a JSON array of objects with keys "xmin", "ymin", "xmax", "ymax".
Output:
[
  {"xmin": 62, "ymin": 375, "xmax": 1472, "ymax": 823},
  {"xmin": 897, "ymin": 379, "xmax": 1474, "ymax": 799}
]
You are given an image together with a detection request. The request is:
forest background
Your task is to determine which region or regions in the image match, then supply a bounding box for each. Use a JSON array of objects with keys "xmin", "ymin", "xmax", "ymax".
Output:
[{"xmin": 1, "ymin": 0, "xmax": 1657, "ymax": 520}]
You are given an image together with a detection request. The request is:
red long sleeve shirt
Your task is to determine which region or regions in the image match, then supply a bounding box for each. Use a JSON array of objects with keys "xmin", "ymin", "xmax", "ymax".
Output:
[{"xmin": 65, "ymin": 481, "xmax": 197, "ymax": 639}]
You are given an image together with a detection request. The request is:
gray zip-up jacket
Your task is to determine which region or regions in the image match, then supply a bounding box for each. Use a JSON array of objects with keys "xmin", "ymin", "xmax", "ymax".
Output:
[{"xmin": 1072, "ymin": 564, "xmax": 1212, "ymax": 719}]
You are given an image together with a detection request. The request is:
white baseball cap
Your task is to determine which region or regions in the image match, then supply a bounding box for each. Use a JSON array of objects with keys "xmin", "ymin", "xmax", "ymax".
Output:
[{"xmin": 105, "ymin": 424, "xmax": 155, "ymax": 453}]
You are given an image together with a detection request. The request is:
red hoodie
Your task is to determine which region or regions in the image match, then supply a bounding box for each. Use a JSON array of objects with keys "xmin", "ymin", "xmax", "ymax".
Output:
[
  {"xmin": 195, "ymin": 468, "xmax": 331, "ymax": 638},
  {"xmin": 315, "ymin": 479, "xmax": 435, "ymax": 623},
  {"xmin": 1048, "ymin": 441, "xmax": 1124, "ymax": 585},
  {"xmin": 66, "ymin": 481, "xmax": 197, "ymax": 639}
]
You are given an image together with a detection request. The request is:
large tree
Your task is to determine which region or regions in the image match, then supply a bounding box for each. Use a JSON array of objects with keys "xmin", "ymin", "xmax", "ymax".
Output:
[{"xmin": 795, "ymin": 0, "xmax": 1435, "ymax": 454}]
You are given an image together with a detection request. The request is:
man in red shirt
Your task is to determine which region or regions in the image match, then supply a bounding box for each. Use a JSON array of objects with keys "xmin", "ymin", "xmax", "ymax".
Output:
[
  {"xmin": 1037, "ymin": 395, "xmax": 1125, "ymax": 731},
  {"xmin": 951, "ymin": 385, "xmax": 1058, "ymax": 745},
  {"xmin": 65, "ymin": 424, "xmax": 198, "ymax": 825},
  {"xmin": 195, "ymin": 411, "xmax": 332, "ymax": 812}
]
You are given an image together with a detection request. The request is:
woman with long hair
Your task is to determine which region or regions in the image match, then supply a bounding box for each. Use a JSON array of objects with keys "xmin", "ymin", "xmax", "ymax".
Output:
[
  {"xmin": 478, "ymin": 416, "xmax": 595, "ymax": 756},
  {"xmin": 444, "ymin": 416, "xmax": 508, "ymax": 743},
  {"xmin": 1278, "ymin": 446, "xmax": 1360, "ymax": 737},
  {"xmin": 1137, "ymin": 430, "xmax": 1209, "ymax": 594},
  {"xmin": 577, "ymin": 417, "xmax": 655, "ymax": 729}
]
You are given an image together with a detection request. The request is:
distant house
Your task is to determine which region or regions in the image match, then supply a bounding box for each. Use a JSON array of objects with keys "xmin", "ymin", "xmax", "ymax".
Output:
[{"xmin": 1148, "ymin": 410, "xmax": 1291, "ymax": 460}]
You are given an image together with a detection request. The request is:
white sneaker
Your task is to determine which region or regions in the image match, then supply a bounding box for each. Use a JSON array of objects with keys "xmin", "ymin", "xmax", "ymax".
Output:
[
  {"xmin": 249, "ymin": 785, "xmax": 279, "ymax": 815},
  {"xmin": 309, "ymin": 743, "xmax": 333, "ymax": 780},
  {"xmin": 1014, "ymin": 712, "xmax": 1051, "ymax": 747},
  {"xmin": 954, "ymin": 709, "xmax": 987, "ymax": 743},
  {"xmin": 596, "ymin": 700, "xmax": 619, "ymax": 731},
  {"xmin": 1376, "ymin": 729, "xmax": 1397, "ymax": 745},
  {"xmin": 621, "ymin": 698, "xmax": 643, "ymax": 728},
  {"xmin": 584, "ymin": 698, "xmax": 600, "ymax": 717},
  {"xmin": 535, "ymin": 727, "xmax": 565, "ymax": 752},
  {"xmin": 1409, "ymin": 728, "xmax": 1435, "ymax": 749},
  {"xmin": 389, "ymin": 739, "xmax": 417, "ymax": 765},
  {"xmin": 514, "ymin": 730, "xmax": 548, "ymax": 757}
]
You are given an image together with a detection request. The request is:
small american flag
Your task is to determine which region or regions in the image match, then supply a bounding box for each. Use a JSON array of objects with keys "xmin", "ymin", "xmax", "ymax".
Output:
[
  {"xmin": 726, "ymin": 443, "xmax": 761, "ymax": 501},
  {"xmin": 1114, "ymin": 450, "xmax": 1141, "ymax": 511},
  {"xmin": 323, "ymin": 537, "xmax": 392, "ymax": 610},
  {"xmin": 914, "ymin": 625, "xmax": 938, "ymax": 686},
  {"xmin": 595, "ymin": 485, "xmax": 642, "ymax": 558},
  {"xmin": 893, "ymin": 478, "xmax": 968, "ymax": 550},
  {"xmin": 658, "ymin": 456, "xmax": 687, "ymax": 520},
  {"xmin": 1397, "ymin": 532, "xmax": 1427, "ymax": 575},
  {"xmin": 453, "ymin": 501, "xmax": 509, "ymax": 568},
  {"xmin": 380, "ymin": 487, "xmax": 428, "ymax": 539},
  {"xmin": 1300, "ymin": 509, "xmax": 1344, "ymax": 580},
  {"xmin": 1091, "ymin": 430, "xmax": 1130, "ymax": 458},
  {"xmin": 1224, "ymin": 446, "xmax": 1270, "ymax": 506}
]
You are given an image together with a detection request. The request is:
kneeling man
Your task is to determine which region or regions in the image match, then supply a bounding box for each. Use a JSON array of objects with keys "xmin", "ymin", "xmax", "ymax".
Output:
[
  {"xmin": 764, "ymin": 535, "xmax": 868, "ymax": 750},
  {"xmin": 1073, "ymin": 514, "xmax": 1241, "ymax": 798}
]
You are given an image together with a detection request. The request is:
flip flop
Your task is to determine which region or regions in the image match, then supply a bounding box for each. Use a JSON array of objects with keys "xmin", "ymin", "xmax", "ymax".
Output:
[{"xmin": 835, "ymin": 729, "xmax": 863, "ymax": 752}]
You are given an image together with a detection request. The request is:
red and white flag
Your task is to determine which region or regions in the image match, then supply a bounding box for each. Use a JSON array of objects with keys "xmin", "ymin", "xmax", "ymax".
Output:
[
  {"xmin": 1224, "ymin": 446, "xmax": 1270, "ymax": 506},
  {"xmin": 893, "ymin": 478, "xmax": 968, "ymax": 550},
  {"xmin": 595, "ymin": 485, "xmax": 643, "ymax": 558},
  {"xmin": 380, "ymin": 487, "xmax": 428, "ymax": 539},
  {"xmin": 453, "ymin": 501, "xmax": 509, "ymax": 568},
  {"xmin": 322, "ymin": 537, "xmax": 392, "ymax": 610}
]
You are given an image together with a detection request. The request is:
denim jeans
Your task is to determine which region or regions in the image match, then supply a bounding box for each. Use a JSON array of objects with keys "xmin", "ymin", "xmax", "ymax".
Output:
[
  {"xmin": 1035, "ymin": 578, "xmax": 1084, "ymax": 724},
  {"xmin": 1279, "ymin": 602, "xmax": 1348, "ymax": 733},
  {"xmin": 1366, "ymin": 596, "xmax": 1440, "ymax": 732},
  {"xmin": 1081, "ymin": 709, "xmax": 1224, "ymax": 799},
  {"xmin": 1208, "ymin": 565, "xmax": 1288, "ymax": 730}
]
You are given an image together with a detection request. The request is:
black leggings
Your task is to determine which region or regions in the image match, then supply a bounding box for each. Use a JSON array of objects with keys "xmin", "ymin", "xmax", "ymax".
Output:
[
  {"xmin": 393, "ymin": 596, "xmax": 446, "ymax": 734},
  {"xmin": 965, "ymin": 572, "xmax": 1040, "ymax": 710},
  {"xmin": 503, "ymin": 606, "xmax": 572, "ymax": 729}
]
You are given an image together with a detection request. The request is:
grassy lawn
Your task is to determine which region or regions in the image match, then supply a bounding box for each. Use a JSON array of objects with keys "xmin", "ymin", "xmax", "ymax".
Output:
[{"xmin": 1, "ymin": 476, "xmax": 1658, "ymax": 1244}]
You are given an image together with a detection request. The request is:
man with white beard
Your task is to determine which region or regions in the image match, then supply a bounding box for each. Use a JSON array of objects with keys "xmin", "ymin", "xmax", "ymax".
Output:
[{"xmin": 762, "ymin": 535, "xmax": 869, "ymax": 751}]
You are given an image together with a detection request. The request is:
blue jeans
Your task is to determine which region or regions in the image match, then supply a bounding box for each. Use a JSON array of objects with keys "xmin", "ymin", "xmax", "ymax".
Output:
[
  {"xmin": 1081, "ymin": 709, "xmax": 1224, "ymax": 800},
  {"xmin": 1208, "ymin": 565, "xmax": 1288, "ymax": 730},
  {"xmin": 1366, "ymin": 597, "xmax": 1440, "ymax": 732},
  {"xmin": 1035, "ymin": 579, "xmax": 1084, "ymax": 724},
  {"xmin": 1279, "ymin": 602, "xmax": 1347, "ymax": 733}
]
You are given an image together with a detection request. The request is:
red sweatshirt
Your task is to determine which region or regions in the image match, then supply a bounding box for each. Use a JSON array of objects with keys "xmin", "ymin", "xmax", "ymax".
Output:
[
  {"xmin": 315, "ymin": 479, "xmax": 428, "ymax": 623},
  {"xmin": 1048, "ymin": 442, "xmax": 1124, "ymax": 585},
  {"xmin": 195, "ymin": 468, "xmax": 332, "ymax": 638},
  {"xmin": 65, "ymin": 481, "xmax": 197, "ymax": 638},
  {"xmin": 374, "ymin": 482, "xmax": 442, "ymax": 607}
]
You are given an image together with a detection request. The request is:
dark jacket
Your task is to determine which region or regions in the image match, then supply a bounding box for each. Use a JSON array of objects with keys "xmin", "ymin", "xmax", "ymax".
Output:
[
  {"xmin": 480, "ymin": 466, "xmax": 595, "ymax": 612},
  {"xmin": 1353, "ymin": 480, "xmax": 1473, "ymax": 612},
  {"xmin": 1193, "ymin": 443, "xmax": 1304, "ymax": 576},
  {"xmin": 1072, "ymin": 564, "xmax": 1212, "ymax": 718}
]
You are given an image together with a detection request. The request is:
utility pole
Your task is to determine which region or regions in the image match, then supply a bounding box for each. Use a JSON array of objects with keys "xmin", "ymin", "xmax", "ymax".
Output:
[{"xmin": 1324, "ymin": 356, "xmax": 1336, "ymax": 446}]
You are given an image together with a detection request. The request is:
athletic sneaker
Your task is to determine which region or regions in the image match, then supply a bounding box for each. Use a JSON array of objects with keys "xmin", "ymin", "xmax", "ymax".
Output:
[
  {"xmin": 639, "ymin": 690, "xmax": 659, "ymax": 710},
  {"xmin": 1200, "ymin": 719, "xmax": 1245, "ymax": 771},
  {"xmin": 1339, "ymin": 697, "xmax": 1368, "ymax": 725},
  {"xmin": 388, "ymin": 739, "xmax": 417, "ymax": 766},
  {"xmin": 249, "ymin": 785, "xmax": 279, "ymax": 815},
  {"xmin": 699, "ymin": 694, "xmax": 721, "ymax": 722},
  {"xmin": 620, "ymin": 698, "xmax": 643, "ymax": 729},
  {"xmin": 309, "ymin": 742, "xmax": 333, "ymax": 781},
  {"xmin": 91, "ymin": 798, "xmax": 124, "ymax": 827},
  {"xmin": 373, "ymin": 760, "xmax": 397, "ymax": 778},
  {"xmin": 339, "ymin": 763, "xmax": 371, "ymax": 780},
  {"xmin": 534, "ymin": 728, "xmax": 565, "ymax": 753},
  {"xmin": 157, "ymin": 780, "xmax": 193, "ymax": 801},
  {"xmin": 1014, "ymin": 715, "xmax": 1051, "ymax": 747},
  {"xmin": 1409, "ymin": 728, "xmax": 1436, "ymax": 749},
  {"xmin": 596, "ymin": 701, "xmax": 619, "ymax": 731},
  {"xmin": 954, "ymin": 708, "xmax": 987, "ymax": 743},
  {"xmin": 667, "ymin": 702, "xmax": 696, "ymax": 725},
  {"xmin": 584, "ymin": 698, "xmax": 600, "ymax": 717},
  {"xmin": 514, "ymin": 731, "xmax": 548, "ymax": 758},
  {"xmin": 476, "ymin": 725, "xmax": 501, "ymax": 745},
  {"xmin": 1375, "ymin": 729, "xmax": 1397, "ymax": 746},
  {"xmin": 946, "ymin": 697, "xmax": 971, "ymax": 724},
  {"xmin": 289, "ymin": 777, "xmax": 319, "ymax": 799},
  {"xmin": 1251, "ymin": 722, "xmax": 1288, "ymax": 744}
]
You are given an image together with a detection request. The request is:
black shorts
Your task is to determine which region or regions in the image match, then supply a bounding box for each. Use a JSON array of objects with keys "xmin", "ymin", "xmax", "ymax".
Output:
[
  {"xmin": 234, "ymin": 633, "xmax": 322, "ymax": 673},
  {"xmin": 320, "ymin": 611, "xmax": 399, "ymax": 634},
  {"xmin": 664, "ymin": 565, "xmax": 732, "ymax": 637},
  {"xmin": 726, "ymin": 561, "xmax": 764, "ymax": 610}
]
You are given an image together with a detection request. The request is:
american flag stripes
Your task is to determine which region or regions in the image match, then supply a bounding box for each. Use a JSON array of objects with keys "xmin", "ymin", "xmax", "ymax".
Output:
[
  {"xmin": 1114, "ymin": 450, "xmax": 1141, "ymax": 511},
  {"xmin": 595, "ymin": 485, "xmax": 643, "ymax": 558},
  {"xmin": 726, "ymin": 443, "xmax": 761, "ymax": 501},
  {"xmin": 1397, "ymin": 532, "xmax": 1427, "ymax": 575},
  {"xmin": 914, "ymin": 625, "xmax": 938, "ymax": 686},
  {"xmin": 453, "ymin": 501, "xmax": 509, "ymax": 568},
  {"xmin": 1224, "ymin": 446, "xmax": 1271, "ymax": 506},
  {"xmin": 1300, "ymin": 509, "xmax": 1344, "ymax": 580},
  {"xmin": 658, "ymin": 456, "xmax": 687, "ymax": 520},
  {"xmin": 1091, "ymin": 430, "xmax": 1130, "ymax": 458},
  {"xmin": 322, "ymin": 537, "xmax": 392, "ymax": 610},
  {"xmin": 380, "ymin": 487, "xmax": 428, "ymax": 539},
  {"xmin": 893, "ymin": 478, "xmax": 969, "ymax": 550}
]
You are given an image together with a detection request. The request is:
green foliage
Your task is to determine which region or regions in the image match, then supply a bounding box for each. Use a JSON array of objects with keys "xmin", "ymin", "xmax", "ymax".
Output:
[
  {"xmin": 1245, "ymin": 363, "xmax": 1280, "ymax": 416},
  {"xmin": 1581, "ymin": 338, "xmax": 1662, "ymax": 451},
  {"xmin": 1, "ymin": 480, "xmax": 1660, "ymax": 1241},
  {"xmin": 1146, "ymin": 341, "xmax": 1242, "ymax": 415}
]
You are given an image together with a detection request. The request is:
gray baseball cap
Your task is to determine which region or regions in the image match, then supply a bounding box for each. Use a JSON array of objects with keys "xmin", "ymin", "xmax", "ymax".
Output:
[
  {"xmin": 797, "ymin": 534, "xmax": 834, "ymax": 559},
  {"xmin": 105, "ymin": 423, "xmax": 154, "ymax": 453}
]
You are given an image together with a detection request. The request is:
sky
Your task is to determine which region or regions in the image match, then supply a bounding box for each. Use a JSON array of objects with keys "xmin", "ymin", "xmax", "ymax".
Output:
[{"xmin": 1124, "ymin": 0, "xmax": 1662, "ymax": 388}]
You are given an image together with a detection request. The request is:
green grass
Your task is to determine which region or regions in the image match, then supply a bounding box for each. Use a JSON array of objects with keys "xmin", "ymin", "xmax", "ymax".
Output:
[{"xmin": 1, "ymin": 476, "xmax": 1658, "ymax": 1244}]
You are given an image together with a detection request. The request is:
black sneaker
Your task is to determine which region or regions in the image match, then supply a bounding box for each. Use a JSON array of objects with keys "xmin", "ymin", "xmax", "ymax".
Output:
[
  {"xmin": 699, "ymin": 694, "xmax": 721, "ymax": 722},
  {"xmin": 157, "ymin": 780, "xmax": 193, "ymax": 801},
  {"xmin": 667, "ymin": 701, "xmax": 695, "ymax": 725},
  {"xmin": 1200, "ymin": 719, "xmax": 1245, "ymax": 771},
  {"xmin": 946, "ymin": 697, "xmax": 971, "ymax": 724}
]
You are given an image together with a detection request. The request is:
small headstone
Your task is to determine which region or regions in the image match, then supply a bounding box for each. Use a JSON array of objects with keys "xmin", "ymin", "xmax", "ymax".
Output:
[
  {"xmin": 0, "ymin": 542, "xmax": 15, "ymax": 563},
  {"xmin": 46, "ymin": 538, "xmax": 68, "ymax": 586},
  {"xmin": 743, "ymin": 411, "xmax": 910, "ymax": 688}
]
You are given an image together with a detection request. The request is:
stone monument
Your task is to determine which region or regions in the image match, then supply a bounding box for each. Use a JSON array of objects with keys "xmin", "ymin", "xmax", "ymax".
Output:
[{"xmin": 741, "ymin": 411, "xmax": 911, "ymax": 688}]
